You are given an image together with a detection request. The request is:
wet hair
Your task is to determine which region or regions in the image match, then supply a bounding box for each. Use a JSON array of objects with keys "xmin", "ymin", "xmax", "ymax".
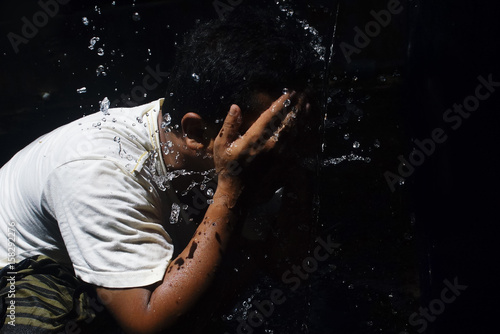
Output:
[{"xmin": 163, "ymin": 5, "xmax": 317, "ymax": 127}]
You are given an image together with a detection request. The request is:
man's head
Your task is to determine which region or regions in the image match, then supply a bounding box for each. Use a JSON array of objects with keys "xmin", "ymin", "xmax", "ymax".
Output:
[{"xmin": 163, "ymin": 6, "xmax": 318, "ymax": 131}]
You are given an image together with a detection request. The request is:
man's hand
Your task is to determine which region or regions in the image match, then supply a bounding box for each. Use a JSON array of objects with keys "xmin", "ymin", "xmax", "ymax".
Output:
[
  {"xmin": 95, "ymin": 93, "xmax": 309, "ymax": 334},
  {"xmin": 214, "ymin": 92, "xmax": 308, "ymax": 200}
]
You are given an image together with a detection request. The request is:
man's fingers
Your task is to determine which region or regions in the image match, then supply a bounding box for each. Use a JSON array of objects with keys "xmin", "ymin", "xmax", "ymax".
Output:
[
  {"xmin": 246, "ymin": 92, "xmax": 295, "ymax": 142},
  {"xmin": 262, "ymin": 94, "xmax": 308, "ymax": 152},
  {"xmin": 218, "ymin": 104, "xmax": 242, "ymax": 145}
]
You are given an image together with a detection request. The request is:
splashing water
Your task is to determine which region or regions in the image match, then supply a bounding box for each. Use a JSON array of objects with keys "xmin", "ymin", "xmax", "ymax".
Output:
[
  {"xmin": 170, "ymin": 203, "xmax": 181, "ymax": 224},
  {"xmin": 322, "ymin": 154, "xmax": 371, "ymax": 166},
  {"xmin": 148, "ymin": 143, "xmax": 216, "ymax": 192},
  {"xmin": 161, "ymin": 113, "xmax": 172, "ymax": 130},
  {"xmin": 276, "ymin": 1, "xmax": 326, "ymax": 62}
]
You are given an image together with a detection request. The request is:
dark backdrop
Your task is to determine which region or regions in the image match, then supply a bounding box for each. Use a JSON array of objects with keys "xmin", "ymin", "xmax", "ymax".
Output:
[{"xmin": 1, "ymin": 0, "xmax": 498, "ymax": 333}]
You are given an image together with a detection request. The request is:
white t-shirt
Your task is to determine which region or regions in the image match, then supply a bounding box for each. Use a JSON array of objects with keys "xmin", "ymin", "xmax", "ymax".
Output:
[{"xmin": 0, "ymin": 99, "xmax": 179, "ymax": 288}]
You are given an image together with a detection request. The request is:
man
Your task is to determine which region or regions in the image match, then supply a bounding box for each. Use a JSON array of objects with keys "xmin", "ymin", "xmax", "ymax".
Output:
[{"xmin": 0, "ymin": 6, "xmax": 317, "ymax": 333}]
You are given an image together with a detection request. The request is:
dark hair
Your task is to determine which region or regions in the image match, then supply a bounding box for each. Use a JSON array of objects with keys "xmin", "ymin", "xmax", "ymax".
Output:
[{"xmin": 163, "ymin": 6, "xmax": 318, "ymax": 126}]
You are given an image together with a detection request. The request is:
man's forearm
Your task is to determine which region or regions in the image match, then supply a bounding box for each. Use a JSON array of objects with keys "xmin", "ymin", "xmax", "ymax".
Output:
[
  {"xmin": 148, "ymin": 188, "xmax": 239, "ymax": 314},
  {"xmin": 97, "ymin": 188, "xmax": 240, "ymax": 334}
]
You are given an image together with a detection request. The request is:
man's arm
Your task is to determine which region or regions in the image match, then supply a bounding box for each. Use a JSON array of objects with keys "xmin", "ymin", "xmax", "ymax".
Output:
[
  {"xmin": 96, "ymin": 189, "xmax": 239, "ymax": 333},
  {"xmin": 96, "ymin": 93, "xmax": 298, "ymax": 334}
]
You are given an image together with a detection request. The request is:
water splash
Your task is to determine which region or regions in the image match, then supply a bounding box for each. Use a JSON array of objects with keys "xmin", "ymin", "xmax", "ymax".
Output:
[
  {"xmin": 170, "ymin": 203, "xmax": 181, "ymax": 224},
  {"xmin": 322, "ymin": 154, "xmax": 371, "ymax": 166},
  {"xmin": 148, "ymin": 144, "xmax": 216, "ymax": 192}
]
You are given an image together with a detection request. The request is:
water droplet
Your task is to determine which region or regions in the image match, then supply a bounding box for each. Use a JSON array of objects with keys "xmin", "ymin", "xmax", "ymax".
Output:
[
  {"xmin": 378, "ymin": 75, "xmax": 387, "ymax": 83},
  {"xmin": 344, "ymin": 133, "xmax": 350, "ymax": 140},
  {"xmin": 100, "ymin": 97, "xmax": 110, "ymax": 115},
  {"xmin": 132, "ymin": 12, "xmax": 141, "ymax": 21},
  {"xmin": 283, "ymin": 99, "xmax": 291, "ymax": 107},
  {"xmin": 282, "ymin": 87, "xmax": 289, "ymax": 95},
  {"xmin": 96, "ymin": 64, "xmax": 106, "ymax": 76},
  {"xmin": 97, "ymin": 48, "xmax": 105, "ymax": 56},
  {"xmin": 374, "ymin": 139, "xmax": 381, "ymax": 148},
  {"xmin": 94, "ymin": 6, "xmax": 101, "ymax": 14},
  {"xmin": 191, "ymin": 73, "xmax": 200, "ymax": 82},
  {"xmin": 348, "ymin": 284, "xmax": 354, "ymax": 290},
  {"xmin": 353, "ymin": 141, "xmax": 360, "ymax": 149},
  {"xmin": 88, "ymin": 37, "xmax": 100, "ymax": 50},
  {"xmin": 82, "ymin": 17, "xmax": 89, "ymax": 26},
  {"xmin": 113, "ymin": 136, "xmax": 120, "ymax": 143},
  {"xmin": 76, "ymin": 87, "xmax": 87, "ymax": 94}
]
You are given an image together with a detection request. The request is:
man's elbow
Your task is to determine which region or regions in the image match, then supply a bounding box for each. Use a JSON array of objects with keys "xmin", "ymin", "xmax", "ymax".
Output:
[{"xmin": 96, "ymin": 287, "xmax": 180, "ymax": 334}]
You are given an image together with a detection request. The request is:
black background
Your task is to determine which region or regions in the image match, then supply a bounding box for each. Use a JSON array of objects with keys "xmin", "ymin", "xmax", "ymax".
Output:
[{"xmin": 1, "ymin": 0, "xmax": 498, "ymax": 333}]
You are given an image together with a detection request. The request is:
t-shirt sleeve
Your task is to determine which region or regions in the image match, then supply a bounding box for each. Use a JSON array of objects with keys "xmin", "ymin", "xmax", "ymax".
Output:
[{"xmin": 42, "ymin": 159, "xmax": 174, "ymax": 288}]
